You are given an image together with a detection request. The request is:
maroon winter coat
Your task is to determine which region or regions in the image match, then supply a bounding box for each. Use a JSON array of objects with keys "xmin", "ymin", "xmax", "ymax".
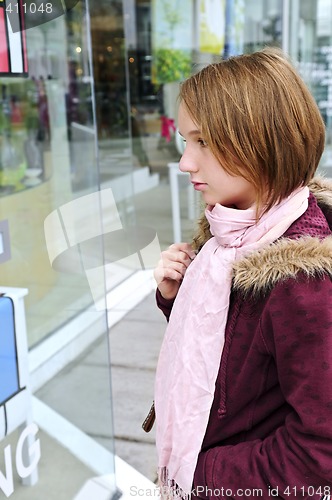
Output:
[{"xmin": 156, "ymin": 178, "xmax": 332, "ymax": 500}]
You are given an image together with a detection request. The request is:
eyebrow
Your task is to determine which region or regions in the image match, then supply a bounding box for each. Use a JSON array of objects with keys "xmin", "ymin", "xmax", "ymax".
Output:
[{"xmin": 178, "ymin": 129, "xmax": 201, "ymax": 138}]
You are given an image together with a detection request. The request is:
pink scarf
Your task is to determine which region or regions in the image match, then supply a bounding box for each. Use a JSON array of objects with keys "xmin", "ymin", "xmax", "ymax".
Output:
[{"xmin": 155, "ymin": 186, "xmax": 310, "ymax": 499}]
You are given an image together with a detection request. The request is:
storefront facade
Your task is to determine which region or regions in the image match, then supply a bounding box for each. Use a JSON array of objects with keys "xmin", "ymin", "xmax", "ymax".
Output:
[{"xmin": 0, "ymin": 0, "xmax": 331, "ymax": 498}]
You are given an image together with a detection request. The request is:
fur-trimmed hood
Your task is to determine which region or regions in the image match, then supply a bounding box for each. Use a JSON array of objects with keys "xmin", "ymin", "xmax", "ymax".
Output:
[{"xmin": 232, "ymin": 176, "xmax": 332, "ymax": 297}]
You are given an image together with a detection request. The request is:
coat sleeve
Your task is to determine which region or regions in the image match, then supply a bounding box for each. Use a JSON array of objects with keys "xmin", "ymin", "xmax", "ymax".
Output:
[
  {"xmin": 193, "ymin": 274, "xmax": 332, "ymax": 500},
  {"xmin": 156, "ymin": 288, "xmax": 174, "ymax": 322}
]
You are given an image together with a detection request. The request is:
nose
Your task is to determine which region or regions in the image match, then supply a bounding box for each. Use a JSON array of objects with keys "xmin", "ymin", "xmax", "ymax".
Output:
[{"xmin": 178, "ymin": 148, "xmax": 198, "ymax": 174}]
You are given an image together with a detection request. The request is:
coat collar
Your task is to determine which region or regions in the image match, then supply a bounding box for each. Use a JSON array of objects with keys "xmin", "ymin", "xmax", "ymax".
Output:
[{"xmin": 232, "ymin": 176, "xmax": 332, "ymax": 297}]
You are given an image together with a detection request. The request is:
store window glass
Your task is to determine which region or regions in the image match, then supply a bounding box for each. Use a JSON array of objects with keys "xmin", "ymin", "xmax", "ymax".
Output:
[
  {"xmin": 287, "ymin": 0, "xmax": 332, "ymax": 177},
  {"xmin": 0, "ymin": 0, "xmax": 123, "ymax": 497},
  {"xmin": 0, "ymin": 0, "xmax": 138, "ymax": 347},
  {"xmin": 242, "ymin": 0, "xmax": 282, "ymax": 52},
  {"xmin": 0, "ymin": 6, "xmax": 102, "ymax": 344}
]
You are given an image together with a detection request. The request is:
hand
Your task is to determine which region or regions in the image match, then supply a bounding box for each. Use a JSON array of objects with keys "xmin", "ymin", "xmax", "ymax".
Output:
[{"xmin": 154, "ymin": 243, "xmax": 196, "ymax": 300}]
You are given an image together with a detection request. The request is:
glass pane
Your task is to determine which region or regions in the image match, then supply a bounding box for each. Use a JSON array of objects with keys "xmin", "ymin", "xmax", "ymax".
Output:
[
  {"xmin": 287, "ymin": 0, "xmax": 332, "ymax": 177},
  {"xmin": 0, "ymin": 0, "xmax": 118, "ymax": 497},
  {"xmin": 243, "ymin": 0, "xmax": 282, "ymax": 53}
]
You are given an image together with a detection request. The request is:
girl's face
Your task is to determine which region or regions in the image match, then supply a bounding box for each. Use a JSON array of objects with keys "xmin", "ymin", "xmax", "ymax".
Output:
[{"xmin": 178, "ymin": 103, "xmax": 257, "ymax": 209}]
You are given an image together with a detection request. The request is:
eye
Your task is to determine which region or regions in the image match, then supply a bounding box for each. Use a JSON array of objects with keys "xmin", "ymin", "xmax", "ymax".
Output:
[{"xmin": 198, "ymin": 138, "xmax": 208, "ymax": 147}]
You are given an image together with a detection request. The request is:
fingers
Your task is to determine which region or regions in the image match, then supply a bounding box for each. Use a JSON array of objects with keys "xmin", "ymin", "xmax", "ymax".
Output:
[
  {"xmin": 161, "ymin": 243, "xmax": 196, "ymax": 271},
  {"xmin": 154, "ymin": 259, "xmax": 187, "ymax": 284},
  {"xmin": 154, "ymin": 242, "xmax": 196, "ymax": 286},
  {"xmin": 168, "ymin": 242, "xmax": 196, "ymax": 261}
]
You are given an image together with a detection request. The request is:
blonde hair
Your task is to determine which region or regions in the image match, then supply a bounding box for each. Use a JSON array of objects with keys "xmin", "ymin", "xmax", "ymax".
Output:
[{"xmin": 180, "ymin": 47, "xmax": 325, "ymax": 237}]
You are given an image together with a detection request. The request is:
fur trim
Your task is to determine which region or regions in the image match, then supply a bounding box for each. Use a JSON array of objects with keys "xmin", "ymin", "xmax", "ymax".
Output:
[
  {"xmin": 233, "ymin": 176, "xmax": 332, "ymax": 296},
  {"xmin": 192, "ymin": 211, "xmax": 211, "ymax": 252},
  {"xmin": 232, "ymin": 236, "xmax": 332, "ymax": 297},
  {"xmin": 308, "ymin": 175, "xmax": 332, "ymax": 210}
]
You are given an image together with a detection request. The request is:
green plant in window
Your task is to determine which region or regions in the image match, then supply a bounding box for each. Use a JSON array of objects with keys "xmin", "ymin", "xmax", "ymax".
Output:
[
  {"xmin": 152, "ymin": 0, "xmax": 192, "ymax": 84},
  {"xmin": 153, "ymin": 48, "xmax": 192, "ymax": 84}
]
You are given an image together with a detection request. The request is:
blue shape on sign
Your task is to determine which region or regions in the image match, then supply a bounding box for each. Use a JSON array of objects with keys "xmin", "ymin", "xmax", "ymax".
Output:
[{"xmin": 0, "ymin": 297, "xmax": 19, "ymax": 405}]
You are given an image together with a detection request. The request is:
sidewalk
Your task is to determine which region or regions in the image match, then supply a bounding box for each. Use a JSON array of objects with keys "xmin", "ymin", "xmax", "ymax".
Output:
[{"xmin": 108, "ymin": 290, "xmax": 165, "ymax": 482}]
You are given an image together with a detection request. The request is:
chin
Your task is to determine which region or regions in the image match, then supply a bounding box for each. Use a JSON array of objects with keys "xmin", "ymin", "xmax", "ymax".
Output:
[
  {"xmin": 202, "ymin": 195, "xmax": 218, "ymax": 206},
  {"xmin": 205, "ymin": 197, "xmax": 226, "ymax": 207}
]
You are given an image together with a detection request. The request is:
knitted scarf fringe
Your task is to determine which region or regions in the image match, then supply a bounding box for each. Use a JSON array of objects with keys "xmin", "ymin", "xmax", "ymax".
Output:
[{"xmin": 158, "ymin": 467, "xmax": 191, "ymax": 500}]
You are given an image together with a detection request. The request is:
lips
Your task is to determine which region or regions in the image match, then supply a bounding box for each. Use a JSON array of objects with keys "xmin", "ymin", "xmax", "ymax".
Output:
[{"xmin": 191, "ymin": 181, "xmax": 207, "ymax": 191}]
